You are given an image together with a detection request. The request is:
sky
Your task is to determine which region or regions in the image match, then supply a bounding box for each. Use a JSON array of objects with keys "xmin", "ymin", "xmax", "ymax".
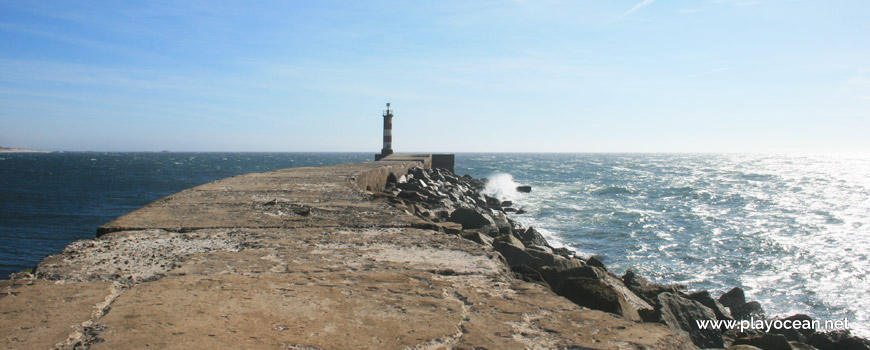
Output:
[{"xmin": 0, "ymin": 0, "xmax": 868, "ymax": 153}]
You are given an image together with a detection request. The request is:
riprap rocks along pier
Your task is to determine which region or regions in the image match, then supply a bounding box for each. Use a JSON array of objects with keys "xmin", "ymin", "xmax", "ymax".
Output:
[{"xmin": 2, "ymin": 160, "xmax": 693, "ymax": 350}]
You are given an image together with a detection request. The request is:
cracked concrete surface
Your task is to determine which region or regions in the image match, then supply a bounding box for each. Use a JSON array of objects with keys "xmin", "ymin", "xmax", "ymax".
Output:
[{"xmin": 1, "ymin": 161, "xmax": 694, "ymax": 349}]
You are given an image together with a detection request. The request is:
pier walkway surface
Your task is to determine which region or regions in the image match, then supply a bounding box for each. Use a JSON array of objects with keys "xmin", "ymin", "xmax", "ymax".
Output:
[{"xmin": 1, "ymin": 162, "xmax": 691, "ymax": 349}]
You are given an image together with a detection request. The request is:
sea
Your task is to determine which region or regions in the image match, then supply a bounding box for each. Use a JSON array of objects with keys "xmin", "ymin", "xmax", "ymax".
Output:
[{"xmin": 1, "ymin": 152, "xmax": 868, "ymax": 336}]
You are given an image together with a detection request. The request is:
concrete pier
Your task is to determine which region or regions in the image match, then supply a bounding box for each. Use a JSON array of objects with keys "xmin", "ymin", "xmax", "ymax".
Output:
[{"xmin": 1, "ymin": 161, "xmax": 691, "ymax": 349}]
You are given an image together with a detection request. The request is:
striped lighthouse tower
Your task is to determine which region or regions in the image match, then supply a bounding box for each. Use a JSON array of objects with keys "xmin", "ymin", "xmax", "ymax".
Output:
[{"xmin": 381, "ymin": 103, "xmax": 394, "ymax": 156}]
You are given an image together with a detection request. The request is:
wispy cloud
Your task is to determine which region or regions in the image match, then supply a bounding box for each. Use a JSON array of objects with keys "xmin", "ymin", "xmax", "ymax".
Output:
[{"xmin": 608, "ymin": 0, "xmax": 656, "ymax": 23}]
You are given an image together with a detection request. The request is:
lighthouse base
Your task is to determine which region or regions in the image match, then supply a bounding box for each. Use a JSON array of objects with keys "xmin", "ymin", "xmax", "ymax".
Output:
[{"xmin": 374, "ymin": 153, "xmax": 455, "ymax": 173}]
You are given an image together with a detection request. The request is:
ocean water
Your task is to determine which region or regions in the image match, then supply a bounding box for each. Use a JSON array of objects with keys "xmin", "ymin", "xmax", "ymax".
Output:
[
  {"xmin": 1, "ymin": 152, "xmax": 868, "ymax": 336},
  {"xmin": 0, "ymin": 152, "xmax": 370, "ymax": 279},
  {"xmin": 458, "ymin": 153, "xmax": 870, "ymax": 337}
]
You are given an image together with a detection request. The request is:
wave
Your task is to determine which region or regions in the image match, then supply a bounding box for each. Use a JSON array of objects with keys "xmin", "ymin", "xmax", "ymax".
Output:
[
  {"xmin": 483, "ymin": 173, "xmax": 520, "ymax": 200},
  {"xmin": 592, "ymin": 186, "xmax": 633, "ymax": 195}
]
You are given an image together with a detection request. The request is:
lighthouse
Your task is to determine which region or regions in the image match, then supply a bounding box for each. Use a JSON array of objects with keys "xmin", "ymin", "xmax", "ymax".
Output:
[{"xmin": 380, "ymin": 103, "xmax": 394, "ymax": 157}]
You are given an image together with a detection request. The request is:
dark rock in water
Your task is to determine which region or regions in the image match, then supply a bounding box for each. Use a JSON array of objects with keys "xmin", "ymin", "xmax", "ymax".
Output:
[
  {"xmin": 503, "ymin": 207, "xmax": 517, "ymax": 213},
  {"xmin": 731, "ymin": 301, "xmax": 765, "ymax": 321},
  {"xmin": 585, "ymin": 256, "xmax": 606, "ymax": 270},
  {"xmin": 448, "ymin": 207, "xmax": 494, "ymax": 229},
  {"xmin": 515, "ymin": 209, "xmax": 527, "ymax": 214},
  {"xmin": 520, "ymin": 227, "xmax": 550, "ymax": 248},
  {"xmin": 652, "ymin": 292, "xmax": 723, "ymax": 348},
  {"xmin": 719, "ymin": 287, "xmax": 746, "ymax": 309},
  {"xmin": 516, "ymin": 185, "xmax": 532, "ymax": 193},
  {"xmin": 688, "ymin": 290, "xmax": 733, "ymax": 321},
  {"xmin": 511, "ymin": 265, "xmax": 549, "ymax": 287},
  {"xmin": 501, "ymin": 200, "xmax": 513, "ymax": 207},
  {"xmin": 555, "ymin": 277, "xmax": 640, "ymax": 321},
  {"xmin": 733, "ymin": 333, "xmax": 792, "ymax": 350}
]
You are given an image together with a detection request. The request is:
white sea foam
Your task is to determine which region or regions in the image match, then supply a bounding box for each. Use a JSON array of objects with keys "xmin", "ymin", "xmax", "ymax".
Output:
[{"xmin": 483, "ymin": 173, "xmax": 520, "ymax": 201}]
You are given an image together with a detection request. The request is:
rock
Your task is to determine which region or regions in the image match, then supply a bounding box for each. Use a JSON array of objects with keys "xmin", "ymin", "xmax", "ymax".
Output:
[
  {"xmin": 788, "ymin": 341, "xmax": 817, "ymax": 350},
  {"xmin": 433, "ymin": 222, "xmax": 463, "ymax": 235},
  {"xmin": 768, "ymin": 314, "xmax": 815, "ymax": 343},
  {"xmin": 515, "ymin": 209, "xmax": 527, "ymax": 214},
  {"xmin": 396, "ymin": 190, "xmax": 426, "ymax": 202},
  {"xmin": 540, "ymin": 266, "xmax": 604, "ymax": 287},
  {"xmin": 448, "ymin": 207, "xmax": 495, "ymax": 229},
  {"xmin": 810, "ymin": 331, "xmax": 870, "ymax": 350},
  {"xmin": 501, "ymin": 200, "xmax": 513, "ymax": 207},
  {"xmin": 732, "ymin": 333, "xmax": 792, "ymax": 350},
  {"xmin": 541, "ymin": 266, "xmax": 650, "ymax": 322},
  {"xmin": 552, "ymin": 247, "xmax": 573, "ymax": 258},
  {"xmin": 719, "ymin": 287, "xmax": 747, "ymax": 309},
  {"xmin": 519, "ymin": 227, "xmax": 550, "ymax": 248},
  {"xmin": 807, "ymin": 332, "xmax": 838, "ymax": 350},
  {"xmin": 527, "ymin": 244, "xmax": 553, "ymax": 254},
  {"xmin": 652, "ymin": 292, "xmax": 723, "ymax": 348},
  {"xmin": 460, "ymin": 230, "xmax": 494, "ymax": 246},
  {"xmin": 511, "ymin": 265, "xmax": 549, "ymax": 287},
  {"xmin": 688, "ymin": 290, "xmax": 733, "ymax": 321},
  {"xmin": 492, "ymin": 235, "xmax": 535, "ymax": 268},
  {"xmin": 555, "ymin": 277, "xmax": 640, "ymax": 321},
  {"xmin": 526, "ymin": 249, "xmax": 582, "ymax": 271},
  {"xmin": 516, "ymin": 185, "xmax": 532, "ymax": 193},
  {"xmin": 484, "ymin": 195, "xmax": 501, "ymax": 208},
  {"xmin": 781, "ymin": 314, "xmax": 815, "ymax": 339},
  {"xmin": 622, "ymin": 270, "xmax": 682, "ymax": 306},
  {"xmin": 585, "ymin": 256, "xmax": 606, "ymax": 270},
  {"xmin": 729, "ymin": 345, "xmax": 764, "ymax": 350},
  {"xmin": 489, "ymin": 211, "xmax": 513, "ymax": 235},
  {"xmin": 731, "ymin": 301, "xmax": 765, "ymax": 321}
]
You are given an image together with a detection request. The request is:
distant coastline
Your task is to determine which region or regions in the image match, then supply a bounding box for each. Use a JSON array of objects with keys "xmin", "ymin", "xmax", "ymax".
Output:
[{"xmin": 0, "ymin": 146, "xmax": 50, "ymax": 153}]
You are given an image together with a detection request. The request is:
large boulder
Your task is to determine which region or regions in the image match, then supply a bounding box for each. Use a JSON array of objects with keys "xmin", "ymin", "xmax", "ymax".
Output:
[
  {"xmin": 689, "ymin": 290, "xmax": 733, "ymax": 321},
  {"xmin": 492, "ymin": 235, "xmax": 535, "ymax": 268},
  {"xmin": 719, "ymin": 287, "xmax": 746, "ymax": 309},
  {"xmin": 808, "ymin": 330, "xmax": 870, "ymax": 350},
  {"xmin": 543, "ymin": 266, "xmax": 649, "ymax": 322},
  {"xmin": 555, "ymin": 277, "xmax": 640, "ymax": 321},
  {"xmin": 622, "ymin": 269, "xmax": 682, "ymax": 306},
  {"xmin": 732, "ymin": 301, "xmax": 766, "ymax": 321},
  {"xmin": 769, "ymin": 314, "xmax": 814, "ymax": 343},
  {"xmin": 652, "ymin": 292, "xmax": 724, "ymax": 348},
  {"xmin": 519, "ymin": 227, "xmax": 550, "ymax": 248},
  {"xmin": 448, "ymin": 207, "xmax": 495, "ymax": 229}
]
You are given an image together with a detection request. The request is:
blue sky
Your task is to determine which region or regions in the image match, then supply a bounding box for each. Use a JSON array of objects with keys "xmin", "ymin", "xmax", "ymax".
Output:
[{"xmin": 1, "ymin": 0, "xmax": 868, "ymax": 152}]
